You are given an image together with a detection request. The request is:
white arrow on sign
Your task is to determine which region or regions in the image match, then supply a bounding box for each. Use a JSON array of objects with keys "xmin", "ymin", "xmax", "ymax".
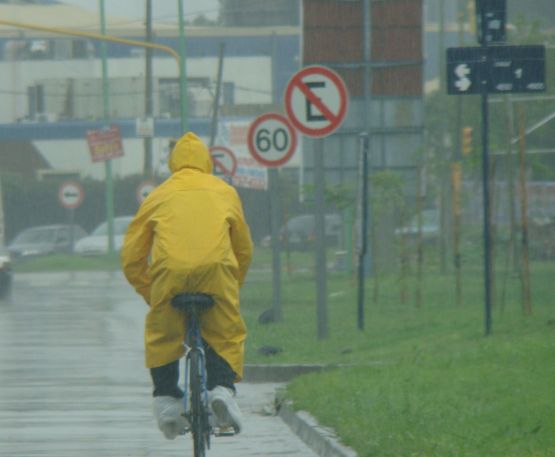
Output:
[{"xmin": 455, "ymin": 64, "xmax": 472, "ymax": 92}]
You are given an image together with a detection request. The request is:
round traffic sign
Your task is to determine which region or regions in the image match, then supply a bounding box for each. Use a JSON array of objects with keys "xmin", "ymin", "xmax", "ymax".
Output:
[
  {"xmin": 210, "ymin": 146, "xmax": 237, "ymax": 177},
  {"xmin": 247, "ymin": 113, "xmax": 297, "ymax": 168},
  {"xmin": 136, "ymin": 181, "xmax": 157, "ymax": 204},
  {"xmin": 58, "ymin": 181, "xmax": 84, "ymax": 209},
  {"xmin": 284, "ymin": 65, "xmax": 349, "ymax": 138}
]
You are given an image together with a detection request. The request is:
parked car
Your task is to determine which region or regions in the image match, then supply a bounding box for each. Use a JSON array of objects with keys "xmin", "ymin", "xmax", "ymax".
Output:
[
  {"xmin": 74, "ymin": 216, "xmax": 133, "ymax": 255},
  {"xmin": 7, "ymin": 224, "xmax": 88, "ymax": 260},
  {"xmin": 265, "ymin": 213, "xmax": 342, "ymax": 250},
  {"xmin": 394, "ymin": 209, "xmax": 439, "ymax": 242},
  {"xmin": 0, "ymin": 247, "xmax": 12, "ymax": 300}
]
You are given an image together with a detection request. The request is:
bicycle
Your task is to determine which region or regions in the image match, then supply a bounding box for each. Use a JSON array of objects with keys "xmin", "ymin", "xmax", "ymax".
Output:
[{"xmin": 171, "ymin": 292, "xmax": 215, "ymax": 457}]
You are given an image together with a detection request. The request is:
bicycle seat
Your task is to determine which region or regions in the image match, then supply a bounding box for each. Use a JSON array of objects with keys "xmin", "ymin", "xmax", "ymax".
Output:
[{"xmin": 171, "ymin": 293, "xmax": 215, "ymax": 315}]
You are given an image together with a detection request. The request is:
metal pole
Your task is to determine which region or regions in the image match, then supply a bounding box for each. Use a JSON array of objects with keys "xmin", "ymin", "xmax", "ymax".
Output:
[
  {"xmin": 314, "ymin": 138, "xmax": 328, "ymax": 339},
  {"xmin": 269, "ymin": 168, "xmax": 282, "ymax": 322},
  {"xmin": 144, "ymin": 0, "xmax": 153, "ymax": 176},
  {"xmin": 357, "ymin": 133, "xmax": 369, "ymax": 330},
  {"xmin": 209, "ymin": 43, "xmax": 225, "ymax": 147},
  {"xmin": 517, "ymin": 105, "xmax": 533, "ymax": 315},
  {"xmin": 452, "ymin": 0, "xmax": 465, "ymax": 306},
  {"xmin": 479, "ymin": 2, "xmax": 493, "ymax": 336},
  {"xmin": 99, "ymin": 0, "xmax": 115, "ymax": 255},
  {"xmin": 68, "ymin": 208, "xmax": 75, "ymax": 254},
  {"xmin": 362, "ymin": 0, "xmax": 373, "ymax": 281},
  {"xmin": 177, "ymin": 0, "xmax": 189, "ymax": 133}
]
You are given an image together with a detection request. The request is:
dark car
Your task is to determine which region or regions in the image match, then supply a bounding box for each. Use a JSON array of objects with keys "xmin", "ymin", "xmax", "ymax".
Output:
[
  {"xmin": 280, "ymin": 213, "xmax": 343, "ymax": 250},
  {"xmin": 0, "ymin": 246, "xmax": 12, "ymax": 300},
  {"xmin": 7, "ymin": 224, "xmax": 88, "ymax": 261}
]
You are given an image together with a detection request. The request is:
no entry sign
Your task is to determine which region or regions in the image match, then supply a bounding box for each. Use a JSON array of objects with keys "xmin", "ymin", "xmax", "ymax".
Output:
[
  {"xmin": 58, "ymin": 181, "xmax": 84, "ymax": 209},
  {"xmin": 247, "ymin": 113, "xmax": 297, "ymax": 168},
  {"xmin": 210, "ymin": 146, "xmax": 237, "ymax": 177},
  {"xmin": 284, "ymin": 65, "xmax": 349, "ymax": 138}
]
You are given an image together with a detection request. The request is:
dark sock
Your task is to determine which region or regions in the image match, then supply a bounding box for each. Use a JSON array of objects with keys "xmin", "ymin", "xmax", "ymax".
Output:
[
  {"xmin": 204, "ymin": 340, "xmax": 237, "ymax": 393},
  {"xmin": 150, "ymin": 360, "xmax": 184, "ymax": 398}
]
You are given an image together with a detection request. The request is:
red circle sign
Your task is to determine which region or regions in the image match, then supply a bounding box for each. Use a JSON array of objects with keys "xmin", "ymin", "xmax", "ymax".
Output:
[
  {"xmin": 210, "ymin": 146, "xmax": 237, "ymax": 177},
  {"xmin": 284, "ymin": 65, "xmax": 349, "ymax": 138},
  {"xmin": 136, "ymin": 181, "xmax": 157, "ymax": 204},
  {"xmin": 247, "ymin": 113, "xmax": 297, "ymax": 168},
  {"xmin": 58, "ymin": 181, "xmax": 84, "ymax": 209}
]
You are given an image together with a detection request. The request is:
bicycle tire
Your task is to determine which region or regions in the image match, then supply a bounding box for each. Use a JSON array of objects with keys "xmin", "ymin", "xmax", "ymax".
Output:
[{"xmin": 190, "ymin": 348, "xmax": 208, "ymax": 457}]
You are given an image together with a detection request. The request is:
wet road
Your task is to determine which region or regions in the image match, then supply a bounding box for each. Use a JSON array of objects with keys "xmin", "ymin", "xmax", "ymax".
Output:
[{"xmin": 0, "ymin": 272, "xmax": 317, "ymax": 457}]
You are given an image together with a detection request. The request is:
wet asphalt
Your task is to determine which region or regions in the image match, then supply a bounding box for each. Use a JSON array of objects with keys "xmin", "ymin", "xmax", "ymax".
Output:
[{"xmin": 0, "ymin": 271, "xmax": 317, "ymax": 457}]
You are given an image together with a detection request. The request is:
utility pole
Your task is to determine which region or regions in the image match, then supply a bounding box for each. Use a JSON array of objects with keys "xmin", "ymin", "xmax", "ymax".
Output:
[
  {"xmin": 144, "ymin": 0, "xmax": 154, "ymax": 175},
  {"xmin": 99, "ymin": 0, "xmax": 115, "ymax": 254},
  {"xmin": 439, "ymin": 0, "xmax": 449, "ymax": 274},
  {"xmin": 177, "ymin": 0, "xmax": 189, "ymax": 133}
]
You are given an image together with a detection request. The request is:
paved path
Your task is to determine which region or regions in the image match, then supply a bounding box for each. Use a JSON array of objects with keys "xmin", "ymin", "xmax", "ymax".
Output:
[{"xmin": 0, "ymin": 272, "xmax": 318, "ymax": 457}]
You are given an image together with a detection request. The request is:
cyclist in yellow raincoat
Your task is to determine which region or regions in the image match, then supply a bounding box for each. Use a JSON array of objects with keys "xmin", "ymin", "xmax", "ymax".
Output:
[{"xmin": 121, "ymin": 131, "xmax": 253, "ymax": 439}]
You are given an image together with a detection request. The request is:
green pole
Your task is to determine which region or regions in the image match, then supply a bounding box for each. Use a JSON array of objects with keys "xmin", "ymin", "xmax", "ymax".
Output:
[
  {"xmin": 177, "ymin": 0, "xmax": 188, "ymax": 133},
  {"xmin": 99, "ymin": 0, "xmax": 115, "ymax": 254}
]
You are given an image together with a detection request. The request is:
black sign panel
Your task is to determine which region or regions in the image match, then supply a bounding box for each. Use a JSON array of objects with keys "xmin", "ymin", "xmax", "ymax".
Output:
[
  {"xmin": 447, "ymin": 47, "xmax": 486, "ymax": 95},
  {"xmin": 487, "ymin": 45, "xmax": 546, "ymax": 94},
  {"xmin": 476, "ymin": 0, "xmax": 506, "ymax": 45},
  {"xmin": 447, "ymin": 45, "xmax": 546, "ymax": 95}
]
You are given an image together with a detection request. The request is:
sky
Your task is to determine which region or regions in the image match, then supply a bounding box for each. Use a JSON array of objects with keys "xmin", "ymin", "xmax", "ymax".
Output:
[{"xmin": 60, "ymin": 0, "xmax": 220, "ymax": 22}]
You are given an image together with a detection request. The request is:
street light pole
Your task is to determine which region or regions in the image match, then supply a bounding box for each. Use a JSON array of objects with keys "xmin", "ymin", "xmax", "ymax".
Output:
[
  {"xmin": 177, "ymin": 0, "xmax": 189, "ymax": 133},
  {"xmin": 99, "ymin": 0, "xmax": 115, "ymax": 254}
]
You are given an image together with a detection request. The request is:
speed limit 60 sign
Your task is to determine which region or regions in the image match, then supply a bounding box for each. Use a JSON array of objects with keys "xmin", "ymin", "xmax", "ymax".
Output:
[{"xmin": 247, "ymin": 113, "xmax": 297, "ymax": 168}]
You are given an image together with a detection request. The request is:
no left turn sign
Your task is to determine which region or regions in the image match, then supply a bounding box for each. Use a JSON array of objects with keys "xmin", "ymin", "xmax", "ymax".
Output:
[
  {"xmin": 58, "ymin": 181, "xmax": 84, "ymax": 209},
  {"xmin": 247, "ymin": 112, "xmax": 297, "ymax": 168},
  {"xmin": 210, "ymin": 146, "xmax": 237, "ymax": 177},
  {"xmin": 284, "ymin": 65, "xmax": 349, "ymax": 138}
]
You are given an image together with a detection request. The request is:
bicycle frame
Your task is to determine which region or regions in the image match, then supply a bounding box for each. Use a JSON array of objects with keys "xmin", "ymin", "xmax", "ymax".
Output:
[{"xmin": 181, "ymin": 314, "xmax": 210, "ymax": 418}]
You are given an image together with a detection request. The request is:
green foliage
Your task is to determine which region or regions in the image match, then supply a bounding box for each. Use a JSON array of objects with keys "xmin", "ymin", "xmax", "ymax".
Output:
[{"xmin": 370, "ymin": 170, "xmax": 405, "ymax": 217}]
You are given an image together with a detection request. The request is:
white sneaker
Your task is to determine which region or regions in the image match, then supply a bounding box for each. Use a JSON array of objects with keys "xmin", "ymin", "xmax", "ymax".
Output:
[
  {"xmin": 153, "ymin": 396, "xmax": 188, "ymax": 440},
  {"xmin": 209, "ymin": 386, "xmax": 243, "ymax": 434}
]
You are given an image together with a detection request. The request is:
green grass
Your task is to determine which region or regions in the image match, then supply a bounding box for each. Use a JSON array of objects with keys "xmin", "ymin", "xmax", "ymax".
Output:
[
  {"xmin": 240, "ymin": 249, "xmax": 555, "ymax": 456},
  {"xmin": 12, "ymin": 253, "xmax": 121, "ymax": 272},
  {"xmin": 14, "ymin": 247, "xmax": 555, "ymax": 456}
]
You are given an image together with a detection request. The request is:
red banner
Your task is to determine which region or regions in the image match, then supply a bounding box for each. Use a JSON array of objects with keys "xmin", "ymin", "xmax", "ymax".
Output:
[{"xmin": 86, "ymin": 125, "xmax": 125, "ymax": 162}]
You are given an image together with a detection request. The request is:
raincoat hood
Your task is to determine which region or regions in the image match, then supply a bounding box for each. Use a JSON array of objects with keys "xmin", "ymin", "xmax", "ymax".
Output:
[{"xmin": 169, "ymin": 132, "xmax": 213, "ymax": 174}]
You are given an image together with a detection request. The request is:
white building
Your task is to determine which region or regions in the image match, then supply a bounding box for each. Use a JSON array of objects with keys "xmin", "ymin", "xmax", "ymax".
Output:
[{"xmin": 0, "ymin": 1, "xmax": 301, "ymax": 180}]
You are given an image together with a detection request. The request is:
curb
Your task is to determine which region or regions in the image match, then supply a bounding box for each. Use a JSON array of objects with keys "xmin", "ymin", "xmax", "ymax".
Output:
[
  {"xmin": 278, "ymin": 400, "xmax": 358, "ymax": 457},
  {"xmin": 243, "ymin": 364, "xmax": 327, "ymax": 383},
  {"xmin": 244, "ymin": 364, "xmax": 358, "ymax": 457}
]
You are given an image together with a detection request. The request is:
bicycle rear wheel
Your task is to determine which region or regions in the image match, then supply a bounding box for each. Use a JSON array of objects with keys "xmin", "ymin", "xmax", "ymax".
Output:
[{"xmin": 190, "ymin": 348, "xmax": 209, "ymax": 457}]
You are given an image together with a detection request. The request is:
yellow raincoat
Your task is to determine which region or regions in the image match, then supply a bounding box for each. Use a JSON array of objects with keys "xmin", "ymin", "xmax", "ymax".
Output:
[{"xmin": 121, "ymin": 132, "xmax": 253, "ymax": 381}]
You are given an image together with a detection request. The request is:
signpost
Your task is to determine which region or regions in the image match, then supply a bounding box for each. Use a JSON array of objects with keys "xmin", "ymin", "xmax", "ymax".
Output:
[
  {"xmin": 447, "ymin": 45, "xmax": 546, "ymax": 96},
  {"xmin": 284, "ymin": 65, "xmax": 349, "ymax": 138},
  {"xmin": 58, "ymin": 180, "xmax": 84, "ymax": 254},
  {"xmin": 58, "ymin": 181, "xmax": 84, "ymax": 210},
  {"xmin": 284, "ymin": 66, "xmax": 349, "ymax": 339},
  {"xmin": 86, "ymin": 125, "xmax": 125, "ymax": 163},
  {"xmin": 247, "ymin": 113, "xmax": 297, "ymax": 323},
  {"xmin": 247, "ymin": 113, "xmax": 297, "ymax": 168},
  {"xmin": 447, "ymin": 0, "xmax": 546, "ymax": 336},
  {"xmin": 210, "ymin": 145, "xmax": 238, "ymax": 179}
]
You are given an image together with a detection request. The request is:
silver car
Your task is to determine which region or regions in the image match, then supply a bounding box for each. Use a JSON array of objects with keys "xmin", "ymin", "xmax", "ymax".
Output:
[{"xmin": 8, "ymin": 224, "xmax": 88, "ymax": 261}]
